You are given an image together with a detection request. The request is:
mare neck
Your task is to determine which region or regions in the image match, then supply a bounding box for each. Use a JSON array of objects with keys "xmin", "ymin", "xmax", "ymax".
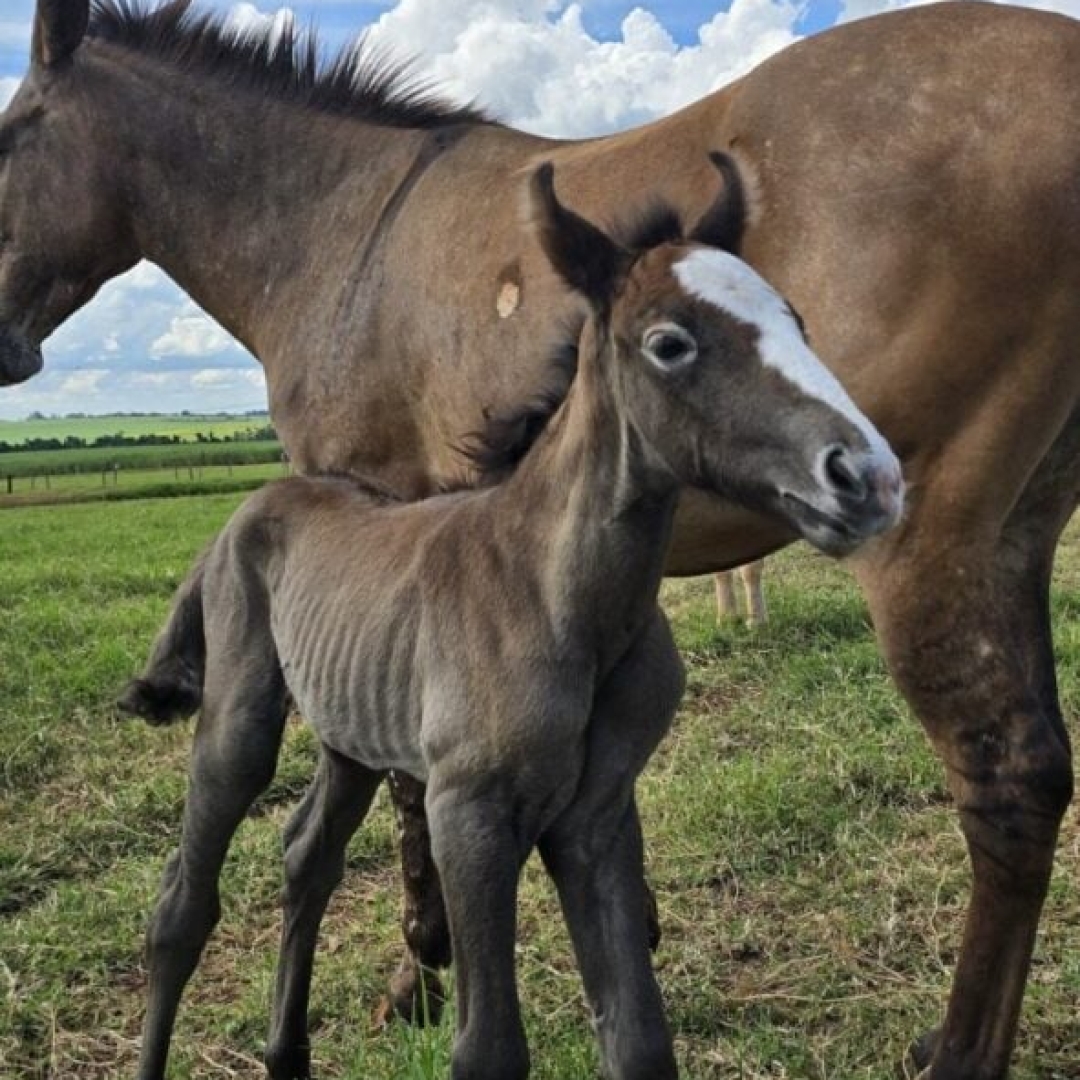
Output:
[{"xmin": 86, "ymin": 46, "xmax": 452, "ymax": 358}]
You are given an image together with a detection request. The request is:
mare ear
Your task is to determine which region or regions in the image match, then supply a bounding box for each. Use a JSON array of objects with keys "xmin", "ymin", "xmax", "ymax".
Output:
[
  {"xmin": 32, "ymin": 0, "xmax": 90, "ymax": 69},
  {"xmin": 529, "ymin": 162, "xmax": 624, "ymax": 309},
  {"xmin": 688, "ymin": 151, "xmax": 747, "ymax": 254}
]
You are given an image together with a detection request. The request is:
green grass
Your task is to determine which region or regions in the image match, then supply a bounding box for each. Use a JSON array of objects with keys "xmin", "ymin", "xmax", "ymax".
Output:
[
  {"xmin": 0, "ymin": 413, "xmax": 271, "ymax": 446},
  {"xmin": 1, "ymin": 496, "xmax": 1078, "ymax": 1079}
]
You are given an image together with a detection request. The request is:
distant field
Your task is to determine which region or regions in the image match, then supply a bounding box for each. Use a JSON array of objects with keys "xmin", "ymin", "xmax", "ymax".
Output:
[
  {"xmin": 2, "ymin": 494, "xmax": 1077, "ymax": 1079},
  {"xmin": 0, "ymin": 413, "xmax": 272, "ymax": 446},
  {"xmin": 0, "ymin": 439, "xmax": 283, "ymax": 483}
]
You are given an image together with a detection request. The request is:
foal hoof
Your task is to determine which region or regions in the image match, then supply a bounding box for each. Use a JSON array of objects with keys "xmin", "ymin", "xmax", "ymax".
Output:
[
  {"xmin": 264, "ymin": 1042, "xmax": 311, "ymax": 1080},
  {"xmin": 901, "ymin": 1029, "xmax": 939, "ymax": 1078},
  {"xmin": 376, "ymin": 963, "xmax": 446, "ymax": 1027}
]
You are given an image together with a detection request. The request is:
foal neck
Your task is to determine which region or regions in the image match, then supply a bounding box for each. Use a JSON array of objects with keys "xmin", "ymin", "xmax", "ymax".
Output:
[{"xmin": 503, "ymin": 326, "xmax": 678, "ymax": 648}]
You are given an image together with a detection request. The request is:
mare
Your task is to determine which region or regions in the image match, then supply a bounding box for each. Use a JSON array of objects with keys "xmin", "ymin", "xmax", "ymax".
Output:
[
  {"xmin": 118, "ymin": 163, "xmax": 901, "ymax": 1080},
  {"xmin": 3, "ymin": 2, "xmax": 1079, "ymax": 1076}
]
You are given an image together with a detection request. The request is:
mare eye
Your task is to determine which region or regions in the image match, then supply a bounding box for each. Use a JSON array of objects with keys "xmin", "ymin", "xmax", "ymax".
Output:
[{"xmin": 642, "ymin": 324, "xmax": 698, "ymax": 370}]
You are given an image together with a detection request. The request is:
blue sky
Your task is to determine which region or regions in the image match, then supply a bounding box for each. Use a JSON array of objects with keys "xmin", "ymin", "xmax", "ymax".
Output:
[{"xmin": 0, "ymin": 0, "xmax": 1056, "ymax": 417}]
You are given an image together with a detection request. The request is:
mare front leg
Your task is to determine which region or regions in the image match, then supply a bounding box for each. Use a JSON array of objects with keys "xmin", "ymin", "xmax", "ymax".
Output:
[
  {"xmin": 138, "ymin": 663, "xmax": 288, "ymax": 1080},
  {"xmin": 853, "ymin": 474, "xmax": 1076, "ymax": 1079},
  {"xmin": 265, "ymin": 746, "xmax": 384, "ymax": 1080},
  {"xmin": 540, "ymin": 614, "xmax": 683, "ymax": 1080}
]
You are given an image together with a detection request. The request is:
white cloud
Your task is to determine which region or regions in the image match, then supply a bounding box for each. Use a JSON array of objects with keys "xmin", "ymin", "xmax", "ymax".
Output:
[
  {"xmin": 58, "ymin": 370, "xmax": 108, "ymax": 396},
  {"xmin": 842, "ymin": 0, "xmax": 1080, "ymax": 20},
  {"xmin": 225, "ymin": 2, "xmax": 296, "ymax": 43},
  {"xmin": 151, "ymin": 308, "xmax": 241, "ymax": 359},
  {"xmin": 0, "ymin": 76, "xmax": 20, "ymax": 110},
  {"xmin": 367, "ymin": 0, "xmax": 803, "ymax": 136}
]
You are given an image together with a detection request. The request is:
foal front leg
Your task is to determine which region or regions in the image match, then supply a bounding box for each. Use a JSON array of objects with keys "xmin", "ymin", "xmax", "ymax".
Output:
[
  {"xmin": 426, "ymin": 776, "xmax": 531, "ymax": 1080},
  {"xmin": 539, "ymin": 614, "xmax": 682, "ymax": 1080}
]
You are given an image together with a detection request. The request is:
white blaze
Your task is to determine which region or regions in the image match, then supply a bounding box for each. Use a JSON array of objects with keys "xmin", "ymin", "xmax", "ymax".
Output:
[{"xmin": 672, "ymin": 248, "xmax": 896, "ymax": 468}]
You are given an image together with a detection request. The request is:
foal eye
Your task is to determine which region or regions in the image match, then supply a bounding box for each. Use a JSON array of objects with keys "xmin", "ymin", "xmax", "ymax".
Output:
[{"xmin": 642, "ymin": 324, "xmax": 698, "ymax": 370}]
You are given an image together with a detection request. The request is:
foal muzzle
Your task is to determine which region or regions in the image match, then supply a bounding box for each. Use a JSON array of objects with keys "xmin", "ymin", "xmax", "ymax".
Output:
[{"xmin": 783, "ymin": 443, "xmax": 904, "ymax": 557}]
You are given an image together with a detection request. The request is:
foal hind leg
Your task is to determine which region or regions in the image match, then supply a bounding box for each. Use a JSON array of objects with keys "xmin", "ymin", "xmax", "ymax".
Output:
[
  {"xmin": 265, "ymin": 746, "xmax": 383, "ymax": 1079},
  {"xmin": 853, "ymin": 436, "xmax": 1079, "ymax": 1080},
  {"xmin": 137, "ymin": 662, "xmax": 288, "ymax": 1080}
]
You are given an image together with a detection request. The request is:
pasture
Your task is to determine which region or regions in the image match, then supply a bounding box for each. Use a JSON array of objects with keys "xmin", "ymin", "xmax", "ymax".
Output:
[
  {"xmin": 1, "ymin": 493, "xmax": 1077, "ymax": 1079},
  {"xmin": 0, "ymin": 414, "xmax": 272, "ymax": 447}
]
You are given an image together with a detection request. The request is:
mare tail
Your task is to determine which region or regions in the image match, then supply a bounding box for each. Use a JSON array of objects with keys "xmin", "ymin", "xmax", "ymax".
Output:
[{"xmin": 117, "ymin": 551, "xmax": 208, "ymax": 726}]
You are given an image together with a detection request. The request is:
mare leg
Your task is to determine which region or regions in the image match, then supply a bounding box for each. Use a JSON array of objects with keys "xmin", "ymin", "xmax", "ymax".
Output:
[
  {"xmin": 853, "ymin": 424, "xmax": 1079, "ymax": 1080},
  {"xmin": 740, "ymin": 559, "xmax": 767, "ymax": 626},
  {"xmin": 382, "ymin": 770, "xmax": 452, "ymax": 1024},
  {"xmin": 426, "ymin": 778, "xmax": 532, "ymax": 1080},
  {"xmin": 714, "ymin": 570, "xmax": 739, "ymax": 619},
  {"xmin": 137, "ymin": 667, "xmax": 288, "ymax": 1080},
  {"xmin": 540, "ymin": 614, "xmax": 683, "ymax": 1080},
  {"xmin": 265, "ymin": 746, "xmax": 384, "ymax": 1080}
]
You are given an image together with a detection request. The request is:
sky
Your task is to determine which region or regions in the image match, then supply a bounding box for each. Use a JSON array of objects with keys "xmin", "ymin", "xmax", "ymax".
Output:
[{"xmin": 0, "ymin": 0, "xmax": 1078, "ymax": 418}]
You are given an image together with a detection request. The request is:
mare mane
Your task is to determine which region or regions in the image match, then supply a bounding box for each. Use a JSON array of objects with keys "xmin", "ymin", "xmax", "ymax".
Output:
[{"xmin": 86, "ymin": 0, "xmax": 491, "ymax": 129}]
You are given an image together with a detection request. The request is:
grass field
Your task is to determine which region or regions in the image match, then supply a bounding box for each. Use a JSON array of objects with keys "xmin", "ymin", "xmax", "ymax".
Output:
[
  {"xmin": 0, "ymin": 460, "xmax": 288, "ymax": 507},
  {"xmin": 0, "ymin": 414, "xmax": 272, "ymax": 447},
  {"xmin": 1, "ymin": 495, "xmax": 1078, "ymax": 1079}
]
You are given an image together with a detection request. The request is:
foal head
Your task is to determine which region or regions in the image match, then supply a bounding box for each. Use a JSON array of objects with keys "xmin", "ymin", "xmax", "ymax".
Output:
[{"xmin": 530, "ymin": 157, "xmax": 904, "ymax": 556}]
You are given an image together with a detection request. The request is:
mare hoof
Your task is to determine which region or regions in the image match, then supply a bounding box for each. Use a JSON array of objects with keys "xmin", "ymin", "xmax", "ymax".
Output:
[
  {"xmin": 376, "ymin": 963, "xmax": 446, "ymax": 1027},
  {"xmin": 901, "ymin": 1029, "xmax": 939, "ymax": 1079}
]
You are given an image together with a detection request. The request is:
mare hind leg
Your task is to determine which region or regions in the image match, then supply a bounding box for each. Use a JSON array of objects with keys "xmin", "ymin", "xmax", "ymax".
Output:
[
  {"xmin": 265, "ymin": 745, "xmax": 383, "ymax": 1079},
  {"xmin": 137, "ymin": 652, "xmax": 288, "ymax": 1080},
  {"xmin": 853, "ymin": 415, "xmax": 1080, "ymax": 1080},
  {"xmin": 381, "ymin": 771, "xmax": 453, "ymax": 1025}
]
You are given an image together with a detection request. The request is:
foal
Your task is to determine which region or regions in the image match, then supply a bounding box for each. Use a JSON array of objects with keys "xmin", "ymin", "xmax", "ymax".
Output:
[{"xmin": 120, "ymin": 160, "xmax": 902, "ymax": 1080}]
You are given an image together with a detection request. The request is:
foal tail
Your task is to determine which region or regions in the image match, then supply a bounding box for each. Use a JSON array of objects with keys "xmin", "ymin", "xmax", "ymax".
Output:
[{"xmin": 117, "ymin": 550, "xmax": 208, "ymax": 726}]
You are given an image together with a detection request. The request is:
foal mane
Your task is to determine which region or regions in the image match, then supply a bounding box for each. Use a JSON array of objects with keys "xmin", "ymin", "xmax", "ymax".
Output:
[
  {"xmin": 87, "ymin": 0, "xmax": 492, "ymax": 130},
  {"xmin": 463, "ymin": 198, "xmax": 693, "ymax": 482},
  {"xmin": 461, "ymin": 334, "xmax": 580, "ymax": 481}
]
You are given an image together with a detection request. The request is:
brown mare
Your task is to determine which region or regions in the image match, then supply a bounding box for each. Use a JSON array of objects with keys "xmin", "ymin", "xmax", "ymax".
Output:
[
  {"xmin": 118, "ymin": 161, "xmax": 901, "ymax": 1080},
  {"xmin": 3, "ymin": 2, "xmax": 1078, "ymax": 1077}
]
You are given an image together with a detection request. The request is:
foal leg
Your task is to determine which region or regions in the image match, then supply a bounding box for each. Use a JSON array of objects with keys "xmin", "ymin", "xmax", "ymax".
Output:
[
  {"xmin": 265, "ymin": 746, "xmax": 383, "ymax": 1080},
  {"xmin": 853, "ymin": 428, "xmax": 1079, "ymax": 1080},
  {"xmin": 540, "ymin": 614, "xmax": 683, "ymax": 1080},
  {"xmin": 137, "ymin": 668, "xmax": 288, "ymax": 1080},
  {"xmin": 426, "ymin": 777, "xmax": 532, "ymax": 1080},
  {"xmin": 740, "ymin": 559, "xmax": 767, "ymax": 626}
]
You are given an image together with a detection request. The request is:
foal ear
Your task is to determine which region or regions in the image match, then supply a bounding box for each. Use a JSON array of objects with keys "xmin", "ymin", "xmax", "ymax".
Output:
[
  {"xmin": 688, "ymin": 151, "xmax": 747, "ymax": 254},
  {"xmin": 32, "ymin": 0, "xmax": 90, "ymax": 69},
  {"xmin": 528, "ymin": 163, "xmax": 624, "ymax": 308}
]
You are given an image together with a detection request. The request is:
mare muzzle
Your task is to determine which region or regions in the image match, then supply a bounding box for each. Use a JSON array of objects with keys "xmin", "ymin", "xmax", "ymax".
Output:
[{"xmin": 0, "ymin": 324, "xmax": 44, "ymax": 386}]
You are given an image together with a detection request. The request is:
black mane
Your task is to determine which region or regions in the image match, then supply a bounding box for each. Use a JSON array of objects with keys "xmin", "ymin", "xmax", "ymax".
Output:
[
  {"xmin": 460, "ymin": 333, "xmax": 580, "ymax": 481},
  {"xmin": 87, "ymin": 0, "xmax": 492, "ymax": 129}
]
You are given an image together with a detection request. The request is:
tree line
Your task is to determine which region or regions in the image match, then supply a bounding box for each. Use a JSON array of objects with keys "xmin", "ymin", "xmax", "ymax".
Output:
[{"xmin": 0, "ymin": 425, "xmax": 277, "ymax": 455}]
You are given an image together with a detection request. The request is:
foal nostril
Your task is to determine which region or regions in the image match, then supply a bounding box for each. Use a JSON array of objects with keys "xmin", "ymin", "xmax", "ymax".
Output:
[{"xmin": 822, "ymin": 445, "xmax": 868, "ymax": 502}]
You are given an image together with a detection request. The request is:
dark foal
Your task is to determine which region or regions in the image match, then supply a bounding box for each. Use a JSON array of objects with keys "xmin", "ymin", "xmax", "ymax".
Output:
[{"xmin": 119, "ymin": 164, "xmax": 901, "ymax": 1079}]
